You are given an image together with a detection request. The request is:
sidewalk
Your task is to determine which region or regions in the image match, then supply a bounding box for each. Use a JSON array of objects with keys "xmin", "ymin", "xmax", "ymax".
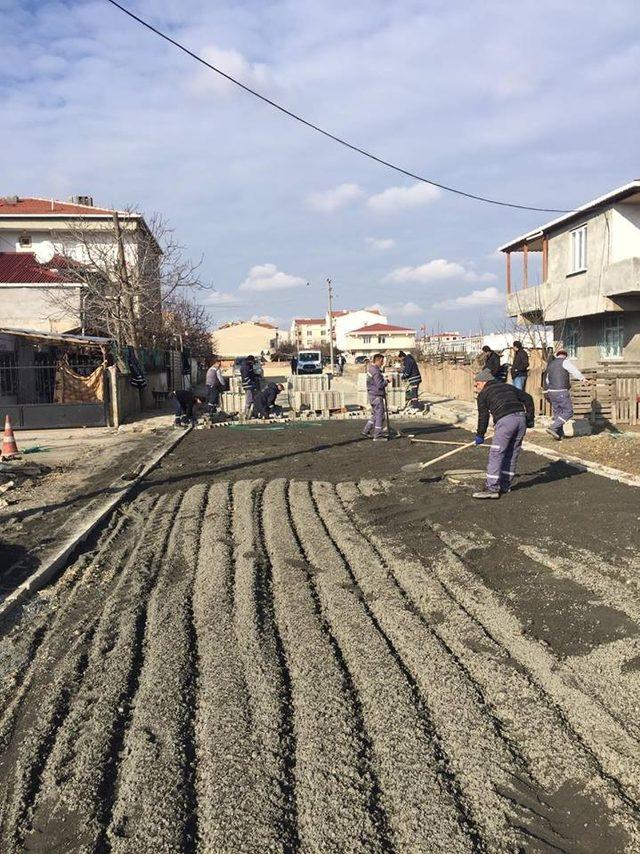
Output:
[{"xmin": 0, "ymin": 414, "xmax": 176, "ymax": 592}]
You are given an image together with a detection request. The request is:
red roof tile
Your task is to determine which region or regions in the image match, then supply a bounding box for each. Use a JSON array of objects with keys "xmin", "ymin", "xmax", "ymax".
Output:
[
  {"xmin": 294, "ymin": 318, "xmax": 324, "ymax": 325},
  {"xmin": 0, "ymin": 252, "xmax": 78, "ymax": 284},
  {"xmin": 349, "ymin": 323, "xmax": 416, "ymax": 334},
  {"xmin": 0, "ymin": 196, "xmax": 121, "ymax": 216}
]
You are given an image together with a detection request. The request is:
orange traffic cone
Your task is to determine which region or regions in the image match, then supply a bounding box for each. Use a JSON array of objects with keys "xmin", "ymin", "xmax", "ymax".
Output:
[{"xmin": 1, "ymin": 415, "xmax": 21, "ymax": 460}]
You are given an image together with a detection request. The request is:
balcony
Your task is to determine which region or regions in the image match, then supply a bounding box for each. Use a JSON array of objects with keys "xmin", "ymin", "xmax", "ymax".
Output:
[{"xmin": 601, "ymin": 257, "xmax": 640, "ymax": 297}]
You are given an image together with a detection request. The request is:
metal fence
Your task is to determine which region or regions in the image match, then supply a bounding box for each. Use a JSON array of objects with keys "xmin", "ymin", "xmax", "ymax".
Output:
[{"xmin": 0, "ymin": 358, "xmax": 103, "ymax": 405}]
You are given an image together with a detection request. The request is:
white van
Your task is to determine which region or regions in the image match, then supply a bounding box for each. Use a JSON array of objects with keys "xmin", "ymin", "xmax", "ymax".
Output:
[{"xmin": 296, "ymin": 349, "xmax": 323, "ymax": 374}]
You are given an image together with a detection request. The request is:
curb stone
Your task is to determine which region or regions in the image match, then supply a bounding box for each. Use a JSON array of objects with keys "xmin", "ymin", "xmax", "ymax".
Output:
[
  {"xmin": 522, "ymin": 440, "xmax": 640, "ymax": 489},
  {"xmin": 0, "ymin": 426, "xmax": 192, "ymax": 620}
]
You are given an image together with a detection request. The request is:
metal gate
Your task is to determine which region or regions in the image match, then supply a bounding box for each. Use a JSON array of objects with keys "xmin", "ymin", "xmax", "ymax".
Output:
[{"xmin": 0, "ymin": 355, "xmax": 108, "ymax": 429}]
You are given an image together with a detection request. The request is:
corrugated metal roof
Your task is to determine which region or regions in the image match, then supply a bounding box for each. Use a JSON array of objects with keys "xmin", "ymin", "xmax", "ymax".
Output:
[{"xmin": 0, "ymin": 327, "xmax": 113, "ymax": 346}]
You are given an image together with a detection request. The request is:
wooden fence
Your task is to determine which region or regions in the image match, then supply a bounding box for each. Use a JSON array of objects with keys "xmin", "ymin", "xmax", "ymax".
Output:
[{"xmin": 418, "ymin": 362, "xmax": 640, "ymax": 426}]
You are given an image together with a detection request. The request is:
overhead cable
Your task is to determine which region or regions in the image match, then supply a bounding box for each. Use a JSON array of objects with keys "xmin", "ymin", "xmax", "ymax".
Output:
[{"xmin": 104, "ymin": 0, "xmax": 570, "ymax": 214}]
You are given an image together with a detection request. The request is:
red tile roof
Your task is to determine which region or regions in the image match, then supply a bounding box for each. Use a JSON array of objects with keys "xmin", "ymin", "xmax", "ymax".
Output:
[
  {"xmin": 0, "ymin": 196, "xmax": 122, "ymax": 216},
  {"xmin": 349, "ymin": 323, "xmax": 415, "ymax": 334},
  {"xmin": 254, "ymin": 321, "xmax": 277, "ymax": 329},
  {"xmin": 0, "ymin": 252, "xmax": 78, "ymax": 283},
  {"xmin": 294, "ymin": 317, "xmax": 324, "ymax": 325}
]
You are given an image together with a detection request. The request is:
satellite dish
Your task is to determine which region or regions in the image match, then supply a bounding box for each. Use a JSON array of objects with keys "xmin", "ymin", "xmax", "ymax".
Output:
[{"xmin": 34, "ymin": 241, "xmax": 55, "ymax": 264}]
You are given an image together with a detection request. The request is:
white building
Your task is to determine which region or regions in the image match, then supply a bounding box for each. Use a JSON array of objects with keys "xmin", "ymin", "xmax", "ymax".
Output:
[
  {"xmin": 331, "ymin": 308, "xmax": 386, "ymax": 350},
  {"xmin": 0, "ymin": 195, "xmax": 160, "ymax": 334},
  {"xmin": 345, "ymin": 322, "xmax": 416, "ymax": 357}
]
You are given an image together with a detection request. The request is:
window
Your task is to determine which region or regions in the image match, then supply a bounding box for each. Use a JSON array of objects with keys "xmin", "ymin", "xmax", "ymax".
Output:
[
  {"xmin": 377, "ymin": 335, "xmax": 386, "ymax": 344},
  {"xmin": 362, "ymin": 335, "xmax": 372, "ymax": 344},
  {"xmin": 600, "ymin": 316, "xmax": 624, "ymax": 359},
  {"xmin": 18, "ymin": 234, "xmax": 32, "ymax": 247},
  {"xmin": 570, "ymin": 225, "xmax": 587, "ymax": 273},
  {"xmin": 564, "ymin": 320, "xmax": 580, "ymax": 359}
]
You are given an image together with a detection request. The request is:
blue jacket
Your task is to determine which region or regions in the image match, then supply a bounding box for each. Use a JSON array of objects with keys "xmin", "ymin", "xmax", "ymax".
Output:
[
  {"xmin": 402, "ymin": 354, "xmax": 421, "ymax": 386},
  {"xmin": 367, "ymin": 363, "xmax": 388, "ymax": 400},
  {"xmin": 240, "ymin": 362, "xmax": 258, "ymax": 391}
]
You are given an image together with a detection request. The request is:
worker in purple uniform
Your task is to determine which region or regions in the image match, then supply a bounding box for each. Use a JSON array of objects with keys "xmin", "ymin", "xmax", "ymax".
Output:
[
  {"xmin": 361, "ymin": 353, "xmax": 389, "ymax": 442},
  {"xmin": 472, "ymin": 368, "xmax": 535, "ymax": 499}
]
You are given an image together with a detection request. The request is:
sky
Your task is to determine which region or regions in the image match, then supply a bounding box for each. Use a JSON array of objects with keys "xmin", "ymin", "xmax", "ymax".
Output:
[{"xmin": 1, "ymin": 0, "xmax": 639, "ymax": 334}]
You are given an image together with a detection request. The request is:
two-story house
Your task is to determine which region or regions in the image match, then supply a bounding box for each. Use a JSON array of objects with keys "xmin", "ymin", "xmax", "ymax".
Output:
[
  {"xmin": 502, "ymin": 181, "xmax": 640, "ymax": 368},
  {"xmin": 0, "ymin": 195, "xmax": 160, "ymax": 338}
]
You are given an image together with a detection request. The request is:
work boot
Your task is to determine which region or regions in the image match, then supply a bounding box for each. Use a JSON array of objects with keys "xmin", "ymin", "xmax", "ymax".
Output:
[
  {"xmin": 546, "ymin": 427, "xmax": 561, "ymax": 441},
  {"xmin": 472, "ymin": 491, "xmax": 500, "ymax": 499}
]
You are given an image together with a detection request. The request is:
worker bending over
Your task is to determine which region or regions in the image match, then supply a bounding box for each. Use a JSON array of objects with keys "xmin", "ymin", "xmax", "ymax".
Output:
[
  {"xmin": 241, "ymin": 355, "xmax": 259, "ymax": 418},
  {"xmin": 172, "ymin": 389, "xmax": 204, "ymax": 427},
  {"xmin": 545, "ymin": 349, "xmax": 585, "ymax": 440},
  {"xmin": 252, "ymin": 382, "xmax": 285, "ymax": 419},
  {"xmin": 362, "ymin": 353, "xmax": 388, "ymax": 441},
  {"xmin": 399, "ymin": 350, "xmax": 421, "ymax": 409},
  {"xmin": 473, "ymin": 368, "xmax": 534, "ymax": 499}
]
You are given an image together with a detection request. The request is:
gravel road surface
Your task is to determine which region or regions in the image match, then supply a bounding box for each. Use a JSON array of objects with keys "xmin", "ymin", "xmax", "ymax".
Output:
[{"xmin": 1, "ymin": 420, "xmax": 639, "ymax": 852}]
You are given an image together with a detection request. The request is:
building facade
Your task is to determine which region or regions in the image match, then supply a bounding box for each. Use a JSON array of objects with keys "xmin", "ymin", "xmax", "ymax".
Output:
[
  {"xmin": 290, "ymin": 317, "xmax": 327, "ymax": 349},
  {"xmin": 213, "ymin": 320, "xmax": 280, "ymax": 358},
  {"xmin": 0, "ymin": 195, "xmax": 161, "ymax": 337},
  {"xmin": 345, "ymin": 323, "xmax": 416, "ymax": 357},
  {"xmin": 502, "ymin": 181, "xmax": 640, "ymax": 369}
]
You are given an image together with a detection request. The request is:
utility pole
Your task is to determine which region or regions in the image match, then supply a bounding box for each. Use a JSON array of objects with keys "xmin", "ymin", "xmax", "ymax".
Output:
[{"xmin": 326, "ymin": 277, "xmax": 335, "ymax": 373}]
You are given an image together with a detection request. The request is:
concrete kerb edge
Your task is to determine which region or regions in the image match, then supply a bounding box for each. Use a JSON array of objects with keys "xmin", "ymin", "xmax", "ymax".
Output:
[{"xmin": 0, "ymin": 426, "xmax": 192, "ymax": 621}]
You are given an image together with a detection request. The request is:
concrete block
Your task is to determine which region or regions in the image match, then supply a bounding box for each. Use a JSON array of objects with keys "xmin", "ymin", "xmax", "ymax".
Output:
[{"xmin": 289, "ymin": 374, "xmax": 331, "ymax": 392}]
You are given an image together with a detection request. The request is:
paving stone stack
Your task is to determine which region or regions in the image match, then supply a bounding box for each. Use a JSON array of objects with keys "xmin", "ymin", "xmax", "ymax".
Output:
[
  {"xmin": 220, "ymin": 391, "xmax": 245, "ymax": 413},
  {"xmin": 357, "ymin": 371, "xmax": 406, "ymax": 410},
  {"xmin": 225, "ymin": 375, "xmax": 243, "ymax": 393},
  {"xmin": 290, "ymin": 389, "xmax": 345, "ymax": 417},
  {"xmin": 289, "ymin": 374, "xmax": 331, "ymax": 392}
]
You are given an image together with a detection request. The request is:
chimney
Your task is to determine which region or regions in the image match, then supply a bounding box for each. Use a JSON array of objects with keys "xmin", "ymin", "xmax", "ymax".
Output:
[{"xmin": 69, "ymin": 195, "xmax": 94, "ymax": 207}]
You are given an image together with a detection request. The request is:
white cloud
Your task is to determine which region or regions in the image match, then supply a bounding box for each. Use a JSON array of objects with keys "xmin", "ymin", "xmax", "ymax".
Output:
[
  {"xmin": 367, "ymin": 182, "xmax": 440, "ymax": 214},
  {"xmin": 365, "ymin": 301, "xmax": 424, "ymax": 318},
  {"xmin": 307, "ymin": 183, "xmax": 364, "ymax": 212},
  {"xmin": 384, "ymin": 258, "xmax": 496, "ymax": 284},
  {"xmin": 239, "ymin": 263, "xmax": 306, "ymax": 292},
  {"xmin": 365, "ymin": 236, "xmax": 396, "ymax": 250},
  {"xmin": 187, "ymin": 46, "xmax": 272, "ymax": 99},
  {"xmin": 204, "ymin": 290, "xmax": 243, "ymax": 305},
  {"xmin": 434, "ymin": 286, "xmax": 504, "ymax": 308}
]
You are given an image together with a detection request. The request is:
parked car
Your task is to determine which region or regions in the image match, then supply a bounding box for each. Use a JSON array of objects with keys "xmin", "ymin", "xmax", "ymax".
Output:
[
  {"xmin": 296, "ymin": 350, "xmax": 323, "ymax": 374},
  {"xmin": 354, "ymin": 355, "xmax": 369, "ymax": 364}
]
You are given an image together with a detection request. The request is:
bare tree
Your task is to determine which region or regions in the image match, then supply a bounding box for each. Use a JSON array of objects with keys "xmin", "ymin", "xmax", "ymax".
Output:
[
  {"xmin": 46, "ymin": 207, "xmax": 208, "ymax": 351},
  {"xmin": 161, "ymin": 294, "xmax": 215, "ymax": 365}
]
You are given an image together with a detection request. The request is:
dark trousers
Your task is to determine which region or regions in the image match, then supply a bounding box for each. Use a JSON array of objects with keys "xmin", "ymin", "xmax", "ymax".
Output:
[{"xmin": 206, "ymin": 385, "xmax": 221, "ymax": 412}]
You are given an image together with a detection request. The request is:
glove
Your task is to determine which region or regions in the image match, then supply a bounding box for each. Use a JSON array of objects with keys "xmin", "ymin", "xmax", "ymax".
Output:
[{"xmin": 474, "ymin": 435, "xmax": 485, "ymax": 445}]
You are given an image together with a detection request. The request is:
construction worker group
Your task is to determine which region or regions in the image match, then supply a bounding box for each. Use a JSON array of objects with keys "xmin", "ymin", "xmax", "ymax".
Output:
[{"xmin": 172, "ymin": 342, "xmax": 583, "ymax": 501}]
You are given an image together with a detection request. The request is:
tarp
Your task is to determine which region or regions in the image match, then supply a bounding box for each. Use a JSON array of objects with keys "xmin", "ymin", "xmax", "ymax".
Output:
[{"xmin": 54, "ymin": 356, "xmax": 105, "ymax": 403}]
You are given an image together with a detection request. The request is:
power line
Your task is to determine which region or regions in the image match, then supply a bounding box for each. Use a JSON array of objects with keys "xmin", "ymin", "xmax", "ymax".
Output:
[{"xmin": 104, "ymin": 0, "xmax": 570, "ymax": 215}]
